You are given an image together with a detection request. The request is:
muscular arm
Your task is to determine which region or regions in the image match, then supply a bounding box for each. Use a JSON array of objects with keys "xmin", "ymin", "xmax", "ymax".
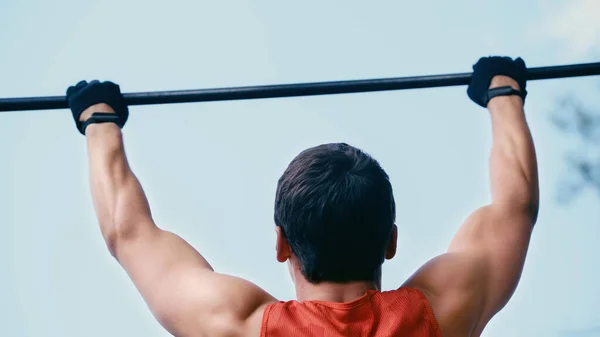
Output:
[
  {"xmin": 83, "ymin": 107, "xmax": 275, "ymax": 336},
  {"xmin": 405, "ymin": 76, "xmax": 538, "ymax": 336},
  {"xmin": 485, "ymin": 77, "xmax": 539, "ymax": 218}
]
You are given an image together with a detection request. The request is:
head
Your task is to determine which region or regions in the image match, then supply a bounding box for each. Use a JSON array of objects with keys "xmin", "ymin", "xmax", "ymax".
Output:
[{"xmin": 274, "ymin": 143, "xmax": 397, "ymax": 286}]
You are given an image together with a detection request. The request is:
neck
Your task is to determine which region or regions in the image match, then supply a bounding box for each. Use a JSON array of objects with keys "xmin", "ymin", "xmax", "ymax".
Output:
[{"xmin": 294, "ymin": 278, "xmax": 380, "ymax": 303}]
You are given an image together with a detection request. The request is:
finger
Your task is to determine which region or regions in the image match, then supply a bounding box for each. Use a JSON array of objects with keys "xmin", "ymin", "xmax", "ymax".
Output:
[{"xmin": 76, "ymin": 80, "xmax": 88, "ymax": 89}]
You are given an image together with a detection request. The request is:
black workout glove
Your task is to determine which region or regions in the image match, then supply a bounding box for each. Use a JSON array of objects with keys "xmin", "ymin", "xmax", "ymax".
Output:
[
  {"xmin": 467, "ymin": 56, "xmax": 528, "ymax": 108},
  {"xmin": 66, "ymin": 80, "xmax": 129, "ymax": 135}
]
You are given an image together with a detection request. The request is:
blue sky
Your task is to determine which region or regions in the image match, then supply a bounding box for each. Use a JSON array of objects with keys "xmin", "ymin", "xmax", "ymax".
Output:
[{"xmin": 1, "ymin": 0, "xmax": 599, "ymax": 336}]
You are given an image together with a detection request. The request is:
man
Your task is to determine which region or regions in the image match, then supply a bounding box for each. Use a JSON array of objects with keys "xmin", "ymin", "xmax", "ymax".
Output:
[{"xmin": 67, "ymin": 56, "xmax": 538, "ymax": 337}]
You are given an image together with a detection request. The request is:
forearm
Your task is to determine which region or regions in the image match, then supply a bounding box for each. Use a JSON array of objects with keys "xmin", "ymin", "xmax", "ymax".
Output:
[
  {"xmin": 487, "ymin": 96, "xmax": 539, "ymax": 218},
  {"xmin": 85, "ymin": 123, "xmax": 153, "ymax": 250}
]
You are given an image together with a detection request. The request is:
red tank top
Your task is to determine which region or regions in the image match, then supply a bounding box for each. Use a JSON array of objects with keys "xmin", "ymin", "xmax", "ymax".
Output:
[{"xmin": 260, "ymin": 287, "xmax": 442, "ymax": 337}]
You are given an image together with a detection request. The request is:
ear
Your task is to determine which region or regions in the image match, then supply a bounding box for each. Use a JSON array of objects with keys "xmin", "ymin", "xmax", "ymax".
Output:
[
  {"xmin": 385, "ymin": 225, "xmax": 398, "ymax": 260},
  {"xmin": 275, "ymin": 226, "xmax": 292, "ymax": 263}
]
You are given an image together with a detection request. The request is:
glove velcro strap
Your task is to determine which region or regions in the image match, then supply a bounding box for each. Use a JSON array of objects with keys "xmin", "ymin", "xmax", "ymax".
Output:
[
  {"xmin": 485, "ymin": 86, "xmax": 526, "ymax": 106},
  {"xmin": 79, "ymin": 113, "xmax": 123, "ymax": 135}
]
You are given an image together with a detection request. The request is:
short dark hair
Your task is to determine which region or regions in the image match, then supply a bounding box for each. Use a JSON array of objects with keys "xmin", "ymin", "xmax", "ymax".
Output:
[{"xmin": 274, "ymin": 143, "xmax": 396, "ymax": 283}]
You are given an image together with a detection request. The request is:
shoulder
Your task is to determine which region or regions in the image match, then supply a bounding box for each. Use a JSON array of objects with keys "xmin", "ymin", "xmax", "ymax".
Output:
[
  {"xmin": 402, "ymin": 253, "xmax": 488, "ymax": 337},
  {"xmin": 190, "ymin": 279, "xmax": 278, "ymax": 337}
]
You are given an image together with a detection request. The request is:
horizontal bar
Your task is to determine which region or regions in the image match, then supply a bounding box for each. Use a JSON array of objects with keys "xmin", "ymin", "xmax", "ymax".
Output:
[{"xmin": 1, "ymin": 62, "xmax": 600, "ymax": 112}]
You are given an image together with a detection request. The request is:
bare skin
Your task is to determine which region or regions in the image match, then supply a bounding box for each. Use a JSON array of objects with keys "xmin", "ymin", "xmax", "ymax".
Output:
[{"xmin": 82, "ymin": 74, "xmax": 537, "ymax": 337}]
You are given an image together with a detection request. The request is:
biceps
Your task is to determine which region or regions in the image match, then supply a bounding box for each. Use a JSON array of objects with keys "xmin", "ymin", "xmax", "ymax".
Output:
[
  {"xmin": 450, "ymin": 206, "xmax": 533, "ymax": 316},
  {"xmin": 113, "ymin": 227, "xmax": 274, "ymax": 336},
  {"xmin": 115, "ymin": 227, "xmax": 213, "ymax": 276},
  {"xmin": 117, "ymin": 227, "xmax": 211, "ymax": 283},
  {"xmin": 481, "ymin": 231, "xmax": 531, "ymax": 316},
  {"xmin": 449, "ymin": 206, "xmax": 533, "ymax": 254},
  {"xmin": 114, "ymin": 228, "xmax": 224, "ymax": 334}
]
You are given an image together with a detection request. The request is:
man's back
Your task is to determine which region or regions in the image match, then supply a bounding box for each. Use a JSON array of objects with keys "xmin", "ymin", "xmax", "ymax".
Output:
[{"xmin": 261, "ymin": 288, "xmax": 441, "ymax": 337}]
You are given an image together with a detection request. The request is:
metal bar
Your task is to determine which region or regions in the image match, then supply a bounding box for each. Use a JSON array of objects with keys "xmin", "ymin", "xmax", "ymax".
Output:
[{"xmin": 1, "ymin": 62, "xmax": 599, "ymax": 112}]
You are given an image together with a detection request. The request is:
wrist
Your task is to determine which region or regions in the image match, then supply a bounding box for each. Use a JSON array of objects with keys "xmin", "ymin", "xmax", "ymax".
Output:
[
  {"xmin": 84, "ymin": 122, "xmax": 122, "ymax": 138},
  {"xmin": 487, "ymin": 76, "xmax": 523, "ymax": 111}
]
